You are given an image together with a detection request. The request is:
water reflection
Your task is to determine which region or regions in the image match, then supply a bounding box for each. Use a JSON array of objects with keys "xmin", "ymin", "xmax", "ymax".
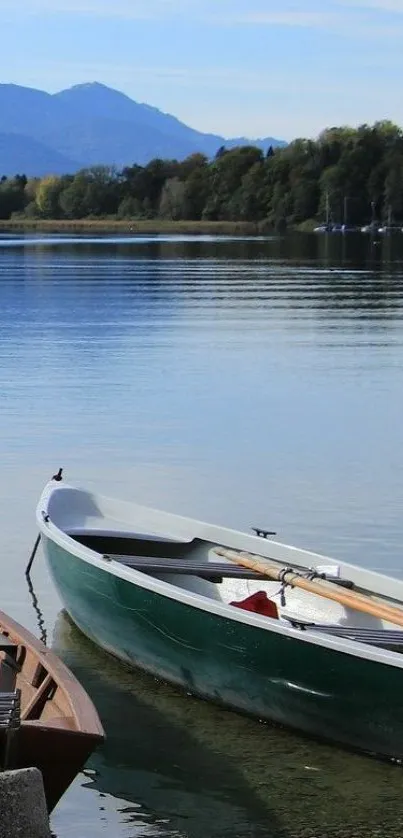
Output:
[
  {"xmin": 2, "ymin": 234, "xmax": 403, "ymax": 318},
  {"xmin": 4, "ymin": 231, "xmax": 403, "ymax": 837},
  {"xmin": 51, "ymin": 613, "xmax": 278, "ymax": 838},
  {"xmin": 26, "ymin": 571, "xmax": 47, "ymax": 646},
  {"xmin": 50, "ymin": 611, "xmax": 403, "ymax": 838},
  {"xmin": 0, "ymin": 229, "xmax": 402, "ymax": 265}
]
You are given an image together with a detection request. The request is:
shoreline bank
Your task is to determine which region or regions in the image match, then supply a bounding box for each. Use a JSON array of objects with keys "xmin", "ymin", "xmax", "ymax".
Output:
[{"xmin": 0, "ymin": 219, "xmax": 274, "ymax": 236}]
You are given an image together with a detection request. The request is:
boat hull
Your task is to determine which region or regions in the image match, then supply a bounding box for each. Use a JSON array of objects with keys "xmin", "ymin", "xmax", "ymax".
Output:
[
  {"xmin": 0, "ymin": 603, "xmax": 103, "ymax": 812},
  {"xmin": 17, "ymin": 724, "xmax": 100, "ymax": 812},
  {"xmin": 43, "ymin": 536, "xmax": 403, "ymax": 762}
]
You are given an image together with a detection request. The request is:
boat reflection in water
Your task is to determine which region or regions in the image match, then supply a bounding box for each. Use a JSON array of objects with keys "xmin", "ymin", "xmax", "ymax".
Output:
[{"xmin": 49, "ymin": 610, "xmax": 403, "ymax": 838}]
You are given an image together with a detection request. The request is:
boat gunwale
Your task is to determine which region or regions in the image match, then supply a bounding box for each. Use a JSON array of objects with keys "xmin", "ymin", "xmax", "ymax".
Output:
[
  {"xmin": 0, "ymin": 606, "xmax": 104, "ymax": 739},
  {"xmin": 37, "ymin": 480, "xmax": 403, "ymax": 672}
]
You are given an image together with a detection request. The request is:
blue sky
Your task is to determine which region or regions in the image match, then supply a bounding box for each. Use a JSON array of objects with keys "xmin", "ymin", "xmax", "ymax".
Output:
[{"xmin": 1, "ymin": 1, "xmax": 403, "ymax": 140}]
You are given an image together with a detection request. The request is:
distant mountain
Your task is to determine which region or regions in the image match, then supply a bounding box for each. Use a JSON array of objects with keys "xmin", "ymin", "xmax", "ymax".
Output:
[
  {"xmin": 0, "ymin": 81, "xmax": 286, "ymax": 176},
  {"xmin": 0, "ymin": 132, "xmax": 80, "ymax": 176}
]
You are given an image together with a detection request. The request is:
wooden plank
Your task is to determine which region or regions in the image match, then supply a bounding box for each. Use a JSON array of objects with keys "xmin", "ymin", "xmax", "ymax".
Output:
[{"xmin": 21, "ymin": 674, "xmax": 53, "ymax": 721}]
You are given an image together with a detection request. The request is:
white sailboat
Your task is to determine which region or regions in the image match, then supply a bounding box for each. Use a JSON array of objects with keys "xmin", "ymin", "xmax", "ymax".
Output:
[{"xmin": 314, "ymin": 192, "xmax": 332, "ymax": 233}]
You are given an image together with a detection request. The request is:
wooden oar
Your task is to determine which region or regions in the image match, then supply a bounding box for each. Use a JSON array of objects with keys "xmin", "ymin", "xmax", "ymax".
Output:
[
  {"xmin": 215, "ymin": 546, "xmax": 385, "ymax": 612},
  {"xmin": 214, "ymin": 547, "xmax": 403, "ymax": 628}
]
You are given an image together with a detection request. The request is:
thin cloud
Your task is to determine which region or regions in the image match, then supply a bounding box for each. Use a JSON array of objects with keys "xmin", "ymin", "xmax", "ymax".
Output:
[
  {"xmin": 338, "ymin": 0, "xmax": 403, "ymax": 10},
  {"xmin": 231, "ymin": 2, "xmax": 403, "ymax": 38},
  {"xmin": 33, "ymin": 59, "xmax": 389, "ymax": 100},
  {"xmin": 28, "ymin": 60, "xmax": 295, "ymax": 95},
  {"xmin": 9, "ymin": 0, "xmax": 403, "ymax": 29},
  {"xmin": 232, "ymin": 11, "xmax": 335, "ymax": 27},
  {"xmin": 6, "ymin": 0, "xmax": 191, "ymax": 18}
]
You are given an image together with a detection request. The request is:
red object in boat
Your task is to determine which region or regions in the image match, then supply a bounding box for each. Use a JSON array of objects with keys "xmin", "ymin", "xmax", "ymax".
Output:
[{"xmin": 230, "ymin": 590, "xmax": 278, "ymax": 619}]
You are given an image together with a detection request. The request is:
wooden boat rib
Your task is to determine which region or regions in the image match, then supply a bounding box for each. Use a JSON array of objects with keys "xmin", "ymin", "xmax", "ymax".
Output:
[
  {"xmin": 37, "ymin": 477, "xmax": 403, "ymax": 762},
  {"xmin": 0, "ymin": 606, "xmax": 104, "ymax": 812}
]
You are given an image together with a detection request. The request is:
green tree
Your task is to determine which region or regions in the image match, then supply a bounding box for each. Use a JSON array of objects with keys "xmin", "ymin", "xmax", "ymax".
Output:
[
  {"xmin": 203, "ymin": 146, "xmax": 263, "ymax": 220},
  {"xmin": 159, "ymin": 178, "xmax": 186, "ymax": 219},
  {"xmin": 59, "ymin": 174, "xmax": 88, "ymax": 218},
  {"xmin": 35, "ymin": 175, "xmax": 64, "ymax": 218},
  {"xmin": 117, "ymin": 196, "xmax": 144, "ymax": 219},
  {"xmin": 182, "ymin": 167, "xmax": 210, "ymax": 219},
  {"xmin": 0, "ymin": 175, "xmax": 28, "ymax": 219},
  {"xmin": 384, "ymin": 158, "xmax": 403, "ymax": 220}
]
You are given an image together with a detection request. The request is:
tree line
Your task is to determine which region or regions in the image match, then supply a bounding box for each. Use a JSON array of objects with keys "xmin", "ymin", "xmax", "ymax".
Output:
[{"xmin": 1, "ymin": 121, "xmax": 403, "ymax": 228}]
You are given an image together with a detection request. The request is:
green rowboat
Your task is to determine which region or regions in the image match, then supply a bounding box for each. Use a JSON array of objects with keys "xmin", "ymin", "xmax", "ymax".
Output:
[{"xmin": 37, "ymin": 476, "xmax": 403, "ymax": 762}]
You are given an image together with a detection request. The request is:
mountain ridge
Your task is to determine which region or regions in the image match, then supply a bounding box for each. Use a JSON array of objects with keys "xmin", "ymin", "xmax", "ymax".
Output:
[{"xmin": 0, "ymin": 81, "xmax": 286, "ymax": 176}]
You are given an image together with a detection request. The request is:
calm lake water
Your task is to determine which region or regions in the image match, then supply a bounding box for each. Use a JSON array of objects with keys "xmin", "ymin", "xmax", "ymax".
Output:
[{"xmin": 1, "ymin": 231, "xmax": 403, "ymax": 837}]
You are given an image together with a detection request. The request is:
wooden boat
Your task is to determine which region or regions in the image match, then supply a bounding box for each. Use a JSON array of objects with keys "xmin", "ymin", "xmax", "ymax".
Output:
[
  {"xmin": 0, "ymin": 606, "xmax": 104, "ymax": 811},
  {"xmin": 37, "ymin": 476, "xmax": 403, "ymax": 762}
]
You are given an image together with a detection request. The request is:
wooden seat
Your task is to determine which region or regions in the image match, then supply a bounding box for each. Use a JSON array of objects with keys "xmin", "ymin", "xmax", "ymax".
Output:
[
  {"xmin": 283, "ymin": 617, "xmax": 403, "ymax": 649},
  {"xmin": 0, "ymin": 689, "xmax": 21, "ymax": 769},
  {"xmin": 105, "ymin": 554, "xmax": 269, "ymax": 580},
  {"xmin": 71, "ymin": 532, "xmax": 193, "ymax": 559}
]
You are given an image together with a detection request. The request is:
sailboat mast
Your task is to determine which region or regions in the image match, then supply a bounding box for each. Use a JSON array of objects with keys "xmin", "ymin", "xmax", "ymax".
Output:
[{"xmin": 343, "ymin": 196, "xmax": 348, "ymax": 227}]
